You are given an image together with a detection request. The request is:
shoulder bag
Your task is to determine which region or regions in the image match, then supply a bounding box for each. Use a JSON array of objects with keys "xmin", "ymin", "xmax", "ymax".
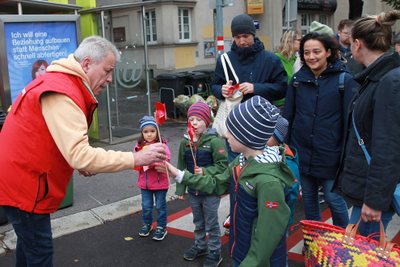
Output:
[
  {"xmin": 352, "ymin": 112, "xmax": 400, "ymax": 215},
  {"xmin": 212, "ymin": 53, "xmax": 243, "ymax": 138}
]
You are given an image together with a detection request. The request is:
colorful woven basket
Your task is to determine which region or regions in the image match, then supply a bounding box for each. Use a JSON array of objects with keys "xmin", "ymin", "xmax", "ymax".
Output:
[{"xmin": 301, "ymin": 219, "xmax": 400, "ymax": 267}]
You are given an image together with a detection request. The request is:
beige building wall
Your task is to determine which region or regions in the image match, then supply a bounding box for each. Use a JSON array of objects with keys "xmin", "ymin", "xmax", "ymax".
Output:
[{"xmin": 104, "ymin": 0, "xmax": 398, "ymax": 74}]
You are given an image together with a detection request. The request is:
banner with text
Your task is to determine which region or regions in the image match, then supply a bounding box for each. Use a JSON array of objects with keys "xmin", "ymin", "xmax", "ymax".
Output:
[{"xmin": 4, "ymin": 21, "xmax": 78, "ymax": 103}]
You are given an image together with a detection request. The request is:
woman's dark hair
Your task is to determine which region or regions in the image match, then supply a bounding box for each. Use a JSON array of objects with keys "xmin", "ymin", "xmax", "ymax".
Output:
[
  {"xmin": 352, "ymin": 10, "xmax": 400, "ymax": 52},
  {"xmin": 299, "ymin": 32, "xmax": 339, "ymax": 65}
]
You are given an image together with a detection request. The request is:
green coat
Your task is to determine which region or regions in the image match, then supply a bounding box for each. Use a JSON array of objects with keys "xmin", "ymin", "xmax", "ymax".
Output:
[
  {"xmin": 180, "ymin": 152, "xmax": 295, "ymax": 266},
  {"xmin": 175, "ymin": 129, "xmax": 228, "ymax": 196},
  {"xmin": 273, "ymin": 52, "xmax": 296, "ymax": 107}
]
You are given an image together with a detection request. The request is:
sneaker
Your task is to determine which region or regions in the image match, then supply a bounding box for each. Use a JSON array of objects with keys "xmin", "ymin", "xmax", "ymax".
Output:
[
  {"xmin": 183, "ymin": 246, "xmax": 208, "ymax": 261},
  {"xmin": 152, "ymin": 226, "xmax": 167, "ymax": 241},
  {"xmin": 203, "ymin": 250, "xmax": 223, "ymax": 267},
  {"xmin": 138, "ymin": 224, "xmax": 152, "ymax": 237}
]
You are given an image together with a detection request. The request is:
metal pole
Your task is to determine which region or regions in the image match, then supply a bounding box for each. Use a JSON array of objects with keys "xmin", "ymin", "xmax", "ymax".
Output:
[
  {"xmin": 215, "ymin": 0, "xmax": 224, "ymax": 56},
  {"xmin": 101, "ymin": 10, "xmax": 113, "ymax": 143},
  {"xmin": 142, "ymin": 6, "xmax": 152, "ymax": 116},
  {"xmin": 17, "ymin": 2, "xmax": 22, "ymax": 15},
  {"xmin": 287, "ymin": 0, "xmax": 290, "ymax": 29}
]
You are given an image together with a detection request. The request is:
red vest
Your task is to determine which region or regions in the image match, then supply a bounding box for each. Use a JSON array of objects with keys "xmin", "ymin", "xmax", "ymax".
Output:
[{"xmin": 0, "ymin": 72, "xmax": 97, "ymax": 214}]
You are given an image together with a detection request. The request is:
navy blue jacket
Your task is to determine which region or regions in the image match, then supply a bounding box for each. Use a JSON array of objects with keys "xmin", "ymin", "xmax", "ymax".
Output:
[
  {"xmin": 283, "ymin": 60, "xmax": 359, "ymax": 179},
  {"xmin": 335, "ymin": 52, "xmax": 400, "ymax": 211},
  {"xmin": 212, "ymin": 38, "xmax": 287, "ymax": 103}
]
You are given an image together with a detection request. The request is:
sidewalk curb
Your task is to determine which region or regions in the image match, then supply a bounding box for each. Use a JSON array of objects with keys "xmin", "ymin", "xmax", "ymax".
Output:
[{"xmin": 0, "ymin": 184, "xmax": 177, "ymax": 255}]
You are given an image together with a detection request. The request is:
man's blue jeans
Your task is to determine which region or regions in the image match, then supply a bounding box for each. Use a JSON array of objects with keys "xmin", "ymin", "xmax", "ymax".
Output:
[
  {"xmin": 141, "ymin": 189, "xmax": 168, "ymax": 228},
  {"xmin": 188, "ymin": 194, "xmax": 221, "ymax": 252},
  {"xmin": 3, "ymin": 206, "xmax": 53, "ymax": 267},
  {"xmin": 349, "ymin": 206, "xmax": 394, "ymax": 237},
  {"xmin": 301, "ymin": 175, "xmax": 349, "ymax": 228}
]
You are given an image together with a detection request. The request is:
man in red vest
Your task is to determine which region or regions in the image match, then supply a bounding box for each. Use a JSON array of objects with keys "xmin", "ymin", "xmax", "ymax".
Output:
[{"xmin": 0, "ymin": 36, "xmax": 166, "ymax": 267}]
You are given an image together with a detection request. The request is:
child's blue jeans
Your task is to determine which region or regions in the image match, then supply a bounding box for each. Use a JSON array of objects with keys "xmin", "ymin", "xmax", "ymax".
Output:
[
  {"xmin": 232, "ymin": 230, "xmax": 288, "ymax": 267},
  {"xmin": 141, "ymin": 189, "xmax": 168, "ymax": 228}
]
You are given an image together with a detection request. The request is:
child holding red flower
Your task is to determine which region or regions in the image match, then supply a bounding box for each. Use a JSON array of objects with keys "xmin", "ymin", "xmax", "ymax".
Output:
[
  {"xmin": 134, "ymin": 116, "xmax": 170, "ymax": 241},
  {"xmin": 175, "ymin": 101, "xmax": 228, "ymax": 267}
]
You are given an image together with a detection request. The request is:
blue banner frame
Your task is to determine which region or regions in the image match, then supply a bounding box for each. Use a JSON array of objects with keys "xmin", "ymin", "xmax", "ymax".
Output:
[{"xmin": 0, "ymin": 15, "xmax": 80, "ymax": 110}]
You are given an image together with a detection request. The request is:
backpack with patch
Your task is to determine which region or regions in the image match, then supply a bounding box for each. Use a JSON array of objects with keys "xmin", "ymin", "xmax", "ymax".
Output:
[{"xmin": 283, "ymin": 144, "xmax": 300, "ymax": 226}]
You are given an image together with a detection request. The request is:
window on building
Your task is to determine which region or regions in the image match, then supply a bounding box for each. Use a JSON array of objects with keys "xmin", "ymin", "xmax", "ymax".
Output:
[
  {"xmin": 300, "ymin": 13, "xmax": 312, "ymax": 36},
  {"xmin": 145, "ymin": 10, "xmax": 157, "ymax": 43},
  {"xmin": 319, "ymin": 14, "xmax": 327, "ymax": 25},
  {"xmin": 178, "ymin": 8, "xmax": 191, "ymax": 41}
]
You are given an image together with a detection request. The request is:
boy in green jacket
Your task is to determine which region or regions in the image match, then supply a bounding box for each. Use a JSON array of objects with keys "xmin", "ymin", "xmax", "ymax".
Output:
[
  {"xmin": 176, "ymin": 101, "xmax": 228, "ymax": 267},
  {"xmin": 164, "ymin": 96, "xmax": 295, "ymax": 267}
]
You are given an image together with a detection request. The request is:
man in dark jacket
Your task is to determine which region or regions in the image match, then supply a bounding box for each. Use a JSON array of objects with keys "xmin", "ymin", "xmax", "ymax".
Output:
[
  {"xmin": 336, "ymin": 19, "xmax": 364, "ymax": 76},
  {"xmin": 212, "ymin": 13, "xmax": 287, "ymax": 161}
]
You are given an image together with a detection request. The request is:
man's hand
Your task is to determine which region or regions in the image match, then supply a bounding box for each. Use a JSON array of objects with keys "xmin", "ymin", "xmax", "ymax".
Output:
[
  {"xmin": 239, "ymin": 82, "xmax": 254, "ymax": 95},
  {"xmin": 133, "ymin": 143, "xmax": 166, "ymax": 167},
  {"xmin": 221, "ymin": 80, "xmax": 233, "ymax": 98},
  {"xmin": 361, "ymin": 203, "xmax": 382, "ymax": 222}
]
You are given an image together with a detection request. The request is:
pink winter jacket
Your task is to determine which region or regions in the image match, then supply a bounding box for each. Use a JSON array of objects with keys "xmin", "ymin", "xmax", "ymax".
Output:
[{"xmin": 134, "ymin": 142, "xmax": 171, "ymax": 190}]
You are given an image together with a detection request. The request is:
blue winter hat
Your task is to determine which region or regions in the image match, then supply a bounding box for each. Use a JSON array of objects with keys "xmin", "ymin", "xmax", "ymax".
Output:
[
  {"xmin": 139, "ymin": 115, "xmax": 157, "ymax": 130},
  {"xmin": 225, "ymin": 96, "xmax": 280, "ymax": 150},
  {"xmin": 273, "ymin": 116, "xmax": 289, "ymax": 144}
]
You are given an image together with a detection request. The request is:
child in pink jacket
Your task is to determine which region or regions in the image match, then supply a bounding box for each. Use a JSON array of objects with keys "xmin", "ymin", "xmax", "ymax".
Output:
[{"xmin": 134, "ymin": 116, "xmax": 171, "ymax": 241}]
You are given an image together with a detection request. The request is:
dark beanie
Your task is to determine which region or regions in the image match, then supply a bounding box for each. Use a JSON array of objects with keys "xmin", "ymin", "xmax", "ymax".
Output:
[
  {"xmin": 231, "ymin": 14, "xmax": 256, "ymax": 37},
  {"xmin": 187, "ymin": 101, "xmax": 211, "ymax": 127},
  {"xmin": 273, "ymin": 116, "xmax": 288, "ymax": 144},
  {"xmin": 226, "ymin": 96, "xmax": 280, "ymax": 150}
]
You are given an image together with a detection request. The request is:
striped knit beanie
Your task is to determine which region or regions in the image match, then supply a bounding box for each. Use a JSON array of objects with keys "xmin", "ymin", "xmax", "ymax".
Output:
[
  {"xmin": 226, "ymin": 96, "xmax": 280, "ymax": 150},
  {"xmin": 139, "ymin": 115, "xmax": 157, "ymax": 130},
  {"xmin": 187, "ymin": 101, "xmax": 211, "ymax": 127}
]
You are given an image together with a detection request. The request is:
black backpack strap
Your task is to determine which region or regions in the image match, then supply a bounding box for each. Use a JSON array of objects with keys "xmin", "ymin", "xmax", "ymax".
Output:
[{"xmin": 292, "ymin": 76, "xmax": 299, "ymax": 88}]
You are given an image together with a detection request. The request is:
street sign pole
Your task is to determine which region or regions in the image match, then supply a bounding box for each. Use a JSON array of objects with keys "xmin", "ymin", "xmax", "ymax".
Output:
[{"xmin": 215, "ymin": 0, "xmax": 224, "ymax": 56}]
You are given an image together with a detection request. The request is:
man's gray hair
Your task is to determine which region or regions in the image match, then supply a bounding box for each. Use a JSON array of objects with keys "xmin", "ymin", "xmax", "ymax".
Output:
[{"xmin": 74, "ymin": 36, "xmax": 120, "ymax": 62}]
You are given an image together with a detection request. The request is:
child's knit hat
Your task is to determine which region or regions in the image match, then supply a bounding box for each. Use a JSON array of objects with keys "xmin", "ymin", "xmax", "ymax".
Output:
[
  {"xmin": 226, "ymin": 96, "xmax": 280, "ymax": 150},
  {"xmin": 187, "ymin": 101, "xmax": 211, "ymax": 127},
  {"xmin": 139, "ymin": 115, "xmax": 157, "ymax": 130},
  {"xmin": 273, "ymin": 116, "xmax": 289, "ymax": 144}
]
